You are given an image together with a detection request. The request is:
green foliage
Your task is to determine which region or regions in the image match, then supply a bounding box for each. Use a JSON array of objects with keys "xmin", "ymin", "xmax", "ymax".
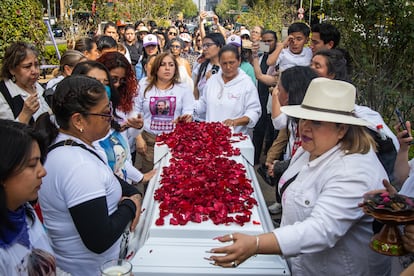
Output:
[
  {"xmin": 95, "ymin": 0, "xmax": 179, "ymax": 24},
  {"xmin": 171, "ymin": 0, "xmax": 198, "ymax": 19},
  {"xmin": 326, "ymin": 0, "xmax": 414, "ymax": 124},
  {"xmin": 236, "ymin": 0, "xmax": 291, "ymax": 34},
  {"xmin": 42, "ymin": 44, "xmax": 68, "ymax": 66},
  {"xmin": 216, "ymin": 0, "xmax": 240, "ymax": 21},
  {"xmin": 0, "ymin": 0, "xmax": 47, "ymax": 58}
]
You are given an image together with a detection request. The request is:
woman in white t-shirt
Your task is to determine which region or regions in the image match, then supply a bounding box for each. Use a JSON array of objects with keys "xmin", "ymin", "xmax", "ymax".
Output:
[
  {"xmin": 0, "ymin": 119, "xmax": 60, "ymax": 275},
  {"xmin": 135, "ymin": 52, "xmax": 194, "ymax": 173},
  {"xmin": 35, "ymin": 75, "xmax": 142, "ymax": 275}
]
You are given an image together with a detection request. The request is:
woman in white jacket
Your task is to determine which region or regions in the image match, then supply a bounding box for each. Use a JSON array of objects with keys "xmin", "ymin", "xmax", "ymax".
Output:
[{"xmin": 195, "ymin": 44, "xmax": 261, "ymax": 134}]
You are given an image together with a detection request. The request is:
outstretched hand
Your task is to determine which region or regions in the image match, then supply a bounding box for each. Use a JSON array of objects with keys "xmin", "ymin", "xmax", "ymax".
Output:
[{"xmin": 206, "ymin": 233, "xmax": 257, "ymax": 268}]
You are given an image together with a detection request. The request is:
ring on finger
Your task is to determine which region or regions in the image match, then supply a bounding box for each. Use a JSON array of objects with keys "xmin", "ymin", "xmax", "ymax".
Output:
[
  {"xmin": 229, "ymin": 233, "xmax": 234, "ymax": 241},
  {"xmin": 231, "ymin": 261, "xmax": 238, "ymax": 268}
]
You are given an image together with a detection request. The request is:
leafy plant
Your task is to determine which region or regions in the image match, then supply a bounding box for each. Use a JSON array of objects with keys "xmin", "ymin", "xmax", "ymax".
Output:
[
  {"xmin": 0, "ymin": 0, "xmax": 47, "ymax": 58},
  {"xmin": 42, "ymin": 44, "xmax": 68, "ymax": 66},
  {"xmin": 326, "ymin": 0, "xmax": 414, "ymax": 124}
]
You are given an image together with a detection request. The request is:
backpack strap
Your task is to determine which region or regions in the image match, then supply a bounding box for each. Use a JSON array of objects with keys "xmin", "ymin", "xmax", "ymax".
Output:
[
  {"xmin": 48, "ymin": 139, "xmax": 142, "ymax": 197},
  {"xmin": 48, "ymin": 139, "xmax": 105, "ymax": 164},
  {"xmin": 279, "ymin": 173, "xmax": 299, "ymax": 198}
]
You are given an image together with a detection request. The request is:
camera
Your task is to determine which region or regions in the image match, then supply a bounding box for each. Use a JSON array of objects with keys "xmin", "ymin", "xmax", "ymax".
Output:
[{"xmin": 211, "ymin": 65, "xmax": 220, "ymax": 74}]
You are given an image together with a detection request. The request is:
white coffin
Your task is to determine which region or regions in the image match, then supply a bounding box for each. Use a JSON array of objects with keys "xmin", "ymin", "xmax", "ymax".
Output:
[{"xmin": 131, "ymin": 139, "xmax": 290, "ymax": 275}]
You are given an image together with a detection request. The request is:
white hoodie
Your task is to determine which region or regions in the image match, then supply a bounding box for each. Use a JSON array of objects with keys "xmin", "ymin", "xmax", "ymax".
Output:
[{"xmin": 195, "ymin": 69, "xmax": 261, "ymax": 134}]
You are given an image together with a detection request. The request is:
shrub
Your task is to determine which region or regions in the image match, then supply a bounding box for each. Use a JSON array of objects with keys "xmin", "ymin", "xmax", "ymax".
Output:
[{"xmin": 0, "ymin": 0, "xmax": 47, "ymax": 58}]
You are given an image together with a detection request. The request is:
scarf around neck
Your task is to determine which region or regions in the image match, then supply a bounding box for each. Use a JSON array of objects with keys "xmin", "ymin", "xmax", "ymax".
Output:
[{"xmin": 0, "ymin": 206, "xmax": 30, "ymax": 249}]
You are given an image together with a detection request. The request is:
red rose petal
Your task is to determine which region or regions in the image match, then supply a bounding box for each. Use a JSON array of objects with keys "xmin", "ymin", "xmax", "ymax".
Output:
[{"xmin": 154, "ymin": 122, "xmax": 257, "ymax": 226}]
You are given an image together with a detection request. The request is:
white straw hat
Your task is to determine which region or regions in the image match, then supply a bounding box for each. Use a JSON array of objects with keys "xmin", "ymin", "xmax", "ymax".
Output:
[{"xmin": 281, "ymin": 78, "xmax": 369, "ymax": 126}]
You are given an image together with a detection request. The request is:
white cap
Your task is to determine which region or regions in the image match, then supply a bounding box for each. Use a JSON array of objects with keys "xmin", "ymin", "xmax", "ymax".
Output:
[
  {"xmin": 240, "ymin": 29, "xmax": 251, "ymax": 38},
  {"xmin": 179, "ymin": 33, "xmax": 192, "ymax": 43},
  {"xmin": 226, "ymin": 35, "xmax": 241, "ymax": 47},
  {"xmin": 143, "ymin": 34, "xmax": 158, "ymax": 47}
]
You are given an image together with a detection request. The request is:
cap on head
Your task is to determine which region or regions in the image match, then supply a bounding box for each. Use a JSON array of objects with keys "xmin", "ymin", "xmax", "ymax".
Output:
[
  {"xmin": 226, "ymin": 35, "xmax": 241, "ymax": 47},
  {"xmin": 143, "ymin": 34, "xmax": 158, "ymax": 47}
]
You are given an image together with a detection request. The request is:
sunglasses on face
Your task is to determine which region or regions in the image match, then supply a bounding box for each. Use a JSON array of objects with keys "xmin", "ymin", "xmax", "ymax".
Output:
[{"xmin": 169, "ymin": 32, "xmax": 177, "ymax": 35}]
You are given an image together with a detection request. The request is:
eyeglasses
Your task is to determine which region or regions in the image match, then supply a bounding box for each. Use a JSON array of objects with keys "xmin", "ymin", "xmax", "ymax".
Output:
[
  {"xmin": 262, "ymin": 40, "xmax": 274, "ymax": 43},
  {"xmin": 241, "ymin": 35, "xmax": 250, "ymax": 39},
  {"xmin": 111, "ymin": 76, "xmax": 127, "ymax": 85},
  {"xmin": 84, "ymin": 102, "xmax": 113, "ymax": 119},
  {"xmin": 169, "ymin": 32, "xmax": 177, "ymax": 36},
  {"xmin": 202, "ymin": 43, "xmax": 216, "ymax": 49}
]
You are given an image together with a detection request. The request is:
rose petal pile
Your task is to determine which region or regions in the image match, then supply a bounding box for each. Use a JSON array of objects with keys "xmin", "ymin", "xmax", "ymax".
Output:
[{"xmin": 154, "ymin": 122, "xmax": 257, "ymax": 226}]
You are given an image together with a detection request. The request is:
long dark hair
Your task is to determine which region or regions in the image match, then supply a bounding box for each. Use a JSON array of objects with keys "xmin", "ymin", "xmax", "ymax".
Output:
[
  {"xmin": 280, "ymin": 66, "xmax": 318, "ymax": 105},
  {"xmin": 35, "ymin": 75, "xmax": 107, "ymax": 146},
  {"xmin": 195, "ymin": 33, "xmax": 225, "ymax": 86},
  {"xmin": 0, "ymin": 119, "xmax": 47, "ymax": 234},
  {"xmin": 313, "ymin": 49, "xmax": 352, "ymax": 83}
]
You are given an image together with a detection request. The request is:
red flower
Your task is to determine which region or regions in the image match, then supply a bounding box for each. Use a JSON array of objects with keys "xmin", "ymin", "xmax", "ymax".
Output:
[{"xmin": 154, "ymin": 122, "xmax": 256, "ymax": 226}]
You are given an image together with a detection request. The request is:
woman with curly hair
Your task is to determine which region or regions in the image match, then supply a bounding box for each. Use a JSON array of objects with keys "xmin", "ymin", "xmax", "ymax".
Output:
[
  {"xmin": 97, "ymin": 52, "xmax": 138, "ymax": 119},
  {"xmin": 97, "ymin": 52, "xmax": 143, "ymax": 160}
]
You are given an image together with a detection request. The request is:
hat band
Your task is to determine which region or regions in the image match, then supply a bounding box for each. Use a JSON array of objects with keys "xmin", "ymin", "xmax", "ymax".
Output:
[{"xmin": 301, "ymin": 104, "xmax": 356, "ymax": 117}]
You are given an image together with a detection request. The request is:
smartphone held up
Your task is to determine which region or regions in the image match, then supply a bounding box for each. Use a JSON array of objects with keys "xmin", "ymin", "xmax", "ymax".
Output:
[
  {"xmin": 395, "ymin": 108, "xmax": 410, "ymax": 138},
  {"xmin": 258, "ymin": 41, "xmax": 270, "ymax": 53}
]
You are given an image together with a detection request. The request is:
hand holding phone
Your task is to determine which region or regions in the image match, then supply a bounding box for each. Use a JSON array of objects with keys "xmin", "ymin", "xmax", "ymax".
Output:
[{"xmin": 395, "ymin": 108, "xmax": 410, "ymax": 138}]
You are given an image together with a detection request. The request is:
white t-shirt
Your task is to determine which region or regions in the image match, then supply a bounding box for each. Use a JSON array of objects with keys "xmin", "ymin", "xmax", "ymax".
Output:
[
  {"xmin": 0, "ymin": 79, "xmax": 50, "ymax": 121},
  {"xmin": 135, "ymin": 81, "xmax": 195, "ymax": 136},
  {"xmin": 276, "ymin": 47, "xmax": 312, "ymax": 72},
  {"xmin": 46, "ymin": 75, "xmax": 65, "ymax": 90},
  {"xmin": 195, "ymin": 69, "xmax": 262, "ymax": 134},
  {"xmin": 95, "ymin": 129, "xmax": 143, "ymax": 183},
  {"xmin": 192, "ymin": 62, "xmax": 218, "ymax": 121},
  {"xmin": 0, "ymin": 208, "xmax": 55, "ymax": 275},
  {"xmin": 178, "ymin": 64, "xmax": 194, "ymax": 93},
  {"xmin": 39, "ymin": 133, "xmax": 122, "ymax": 276}
]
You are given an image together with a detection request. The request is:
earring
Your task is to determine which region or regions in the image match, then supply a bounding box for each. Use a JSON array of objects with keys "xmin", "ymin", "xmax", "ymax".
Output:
[
  {"xmin": 79, "ymin": 128, "xmax": 83, "ymax": 133},
  {"xmin": 11, "ymin": 75, "xmax": 16, "ymax": 82}
]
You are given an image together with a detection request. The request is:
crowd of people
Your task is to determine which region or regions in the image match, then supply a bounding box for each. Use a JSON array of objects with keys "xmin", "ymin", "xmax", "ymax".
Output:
[{"xmin": 0, "ymin": 11, "xmax": 414, "ymax": 275}]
